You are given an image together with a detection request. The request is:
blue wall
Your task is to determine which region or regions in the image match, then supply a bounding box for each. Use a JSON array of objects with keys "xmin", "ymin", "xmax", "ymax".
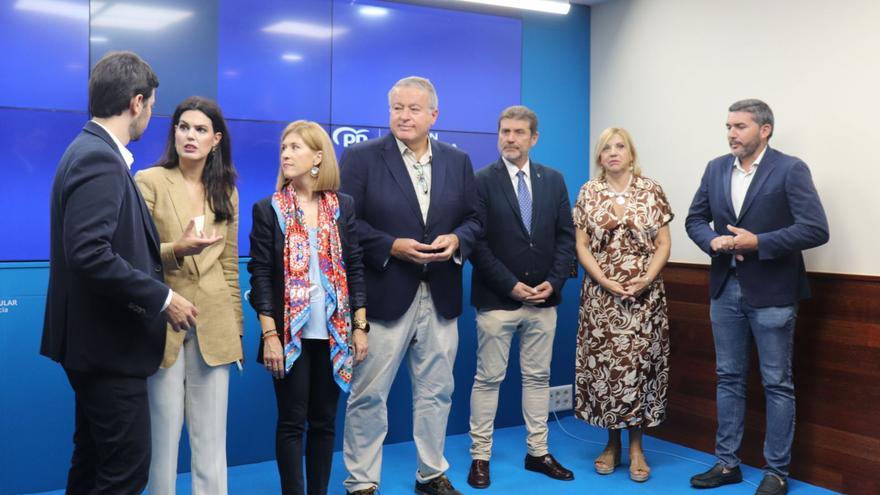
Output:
[{"xmin": 0, "ymin": 4, "xmax": 590, "ymax": 494}]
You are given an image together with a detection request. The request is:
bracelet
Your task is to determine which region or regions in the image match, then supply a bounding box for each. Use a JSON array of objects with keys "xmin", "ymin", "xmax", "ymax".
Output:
[{"xmin": 261, "ymin": 330, "xmax": 278, "ymax": 341}]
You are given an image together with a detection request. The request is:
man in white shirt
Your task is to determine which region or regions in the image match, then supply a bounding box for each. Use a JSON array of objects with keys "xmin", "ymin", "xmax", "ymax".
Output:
[
  {"xmin": 466, "ymin": 106, "xmax": 576, "ymax": 488},
  {"xmin": 686, "ymin": 99, "xmax": 829, "ymax": 495},
  {"xmin": 41, "ymin": 51, "xmax": 198, "ymax": 494},
  {"xmin": 340, "ymin": 76, "xmax": 480, "ymax": 495}
]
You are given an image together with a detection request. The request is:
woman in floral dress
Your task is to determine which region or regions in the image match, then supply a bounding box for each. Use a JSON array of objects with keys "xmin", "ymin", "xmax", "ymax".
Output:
[{"xmin": 573, "ymin": 127, "xmax": 673, "ymax": 483}]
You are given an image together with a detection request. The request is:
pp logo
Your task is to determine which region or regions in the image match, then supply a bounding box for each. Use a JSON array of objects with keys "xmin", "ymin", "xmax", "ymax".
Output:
[{"xmin": 333, "ymin": 127, "xmax": 370, "ymax": 147}]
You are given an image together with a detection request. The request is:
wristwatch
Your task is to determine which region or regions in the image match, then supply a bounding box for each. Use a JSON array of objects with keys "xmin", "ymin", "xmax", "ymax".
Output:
[{"xmin": 353, "ymin": 318, "xmax": 370, "ymax": 333}]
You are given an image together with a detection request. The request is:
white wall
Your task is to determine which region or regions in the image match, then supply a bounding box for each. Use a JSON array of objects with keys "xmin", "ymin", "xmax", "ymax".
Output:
[{"xmin": 590, "ymin": 0, "xmax": 880, "ymax": 275}]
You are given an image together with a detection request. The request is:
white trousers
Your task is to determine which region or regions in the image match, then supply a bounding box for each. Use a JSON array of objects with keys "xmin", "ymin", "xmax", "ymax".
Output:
[
  {"xmin": 147, "ymin": 328, "xmax": 229, "ymax": 495},
  {"xmin": 343, "ymin": 283, "xmax": 459, "ymax": 492},
  {"xmin": 469, "ymin": 306, "xmax": 556, "ymax": 459}
]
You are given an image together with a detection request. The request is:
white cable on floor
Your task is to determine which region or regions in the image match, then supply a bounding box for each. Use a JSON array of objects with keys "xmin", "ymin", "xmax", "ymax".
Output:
[{"xmin": 552, "ymin": 411, "xmax": 759, "ymax": 489}]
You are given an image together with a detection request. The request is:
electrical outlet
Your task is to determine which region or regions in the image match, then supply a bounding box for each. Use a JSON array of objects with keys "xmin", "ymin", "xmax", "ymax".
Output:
[{"xmin": 548, "ymin": 384, "xmax": 573, "ymax": 412}]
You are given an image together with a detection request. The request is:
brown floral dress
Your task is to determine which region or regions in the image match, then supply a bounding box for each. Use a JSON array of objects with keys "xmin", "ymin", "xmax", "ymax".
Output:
[{"xmin": 573, "ymin": 176, "xmax": 673, "ymax": 429}]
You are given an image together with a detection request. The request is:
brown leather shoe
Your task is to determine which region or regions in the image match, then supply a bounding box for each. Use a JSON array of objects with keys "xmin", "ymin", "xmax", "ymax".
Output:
[
  {"xmin": 467, "ymin": 459, "xmax": 490, "ymax": 489},
  {"xmin": 524, "ymin": 453, "xmax": 574, "ymax": 481}
]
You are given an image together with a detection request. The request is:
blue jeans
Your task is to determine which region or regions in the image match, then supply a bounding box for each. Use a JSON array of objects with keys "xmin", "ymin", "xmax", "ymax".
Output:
[{"xmin": 710, "ymin": 274, "xmax": 797, "ymax": 478}]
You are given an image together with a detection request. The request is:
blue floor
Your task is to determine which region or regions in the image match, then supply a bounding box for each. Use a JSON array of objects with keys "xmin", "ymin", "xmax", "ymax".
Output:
[{"xmin": 30, "ymin": 415, "xmax": 839, "ymax": 494}]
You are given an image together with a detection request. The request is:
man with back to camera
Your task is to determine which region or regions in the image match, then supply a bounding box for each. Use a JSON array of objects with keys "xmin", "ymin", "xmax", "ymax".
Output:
[
  {"xmin": 41, "ymin": 51, "xmax": 201, "ymax": 494},
  {"xmin": 466, "ymin": 105, "xmax": 576, "ymax": 488},
  {"xmin": 686, "ymin": 99, "xmax": 829, "ymax": 495},
  {"xmin": 340, "ymin": 76, "xmax": 480, "ymax": 495}
]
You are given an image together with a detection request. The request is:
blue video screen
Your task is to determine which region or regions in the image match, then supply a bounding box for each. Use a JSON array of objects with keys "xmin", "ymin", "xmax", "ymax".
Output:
[
  {"xmin": 224, "ymin": 119, "xmax": 288, "ymax": 255},
  {"xmin": 330, "ymin": 125, "xmax": 498, "ymax": 173},
  {"xmin": 89, "ymin": 0, "xmax": 220, "ymax": 117},
  {"xmin": 330, "ymin": 0, "xmax": 521, "ymax": 133},
  {"xmin": 0, "ymin": 0, "xmax": 89, "ymax": 111},
  {"xmin": 0, "ymin": 108, "xmax": 84, "ymax": 260},
  {"xmin": 0, "ymin": 0, "xmax": 519, "ymax": 261},
  {"xmin": 217, "ymin": 0, "xmax": 332, "ymax": 123}
]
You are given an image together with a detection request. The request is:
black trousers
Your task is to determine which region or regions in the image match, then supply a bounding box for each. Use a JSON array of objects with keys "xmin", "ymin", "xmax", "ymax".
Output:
[
  {"xmin": 273, "ymin": 338, "xmax": 341, "ymax": 495},
  {"xmin": 64, "ymin": 368, "xmax": 151, "ymax": 495}
]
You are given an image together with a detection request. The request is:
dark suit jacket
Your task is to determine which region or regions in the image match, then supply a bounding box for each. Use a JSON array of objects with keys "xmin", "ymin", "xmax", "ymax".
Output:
[
  {"xmin": 41, "ymin": 121, "xmax": 169, "ymax": 377},
  {"xmin": 470, "ymin": 159, "xmax": 576, "ymax": 310},
  {"xmin": 339, "ymin": 133, "xmax": 480, "ymax": 321},
  {"xmin": 247, "ymin": 193, "xmax": 366, "ymax": 363},
  {"xmin": 685, "ymin": 147, "xmax": 829, "ymax": 307}
]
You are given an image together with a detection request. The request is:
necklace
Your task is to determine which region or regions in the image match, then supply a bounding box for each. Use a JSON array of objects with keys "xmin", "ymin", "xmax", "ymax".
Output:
[{"xmin": 605, "ymin": 175, "xmax": 633, "ymax": 205}]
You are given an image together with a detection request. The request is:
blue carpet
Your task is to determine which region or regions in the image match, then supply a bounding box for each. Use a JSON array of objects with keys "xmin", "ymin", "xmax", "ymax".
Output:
[{"xmin": 29, "ymin": 415, "xmax": 839, "ymax": 494}]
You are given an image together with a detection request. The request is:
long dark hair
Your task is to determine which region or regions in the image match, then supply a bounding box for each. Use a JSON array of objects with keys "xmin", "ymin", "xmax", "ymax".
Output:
[{"xmin": 155, "ymin": 96, "xmax": 237, "ymax": 222}]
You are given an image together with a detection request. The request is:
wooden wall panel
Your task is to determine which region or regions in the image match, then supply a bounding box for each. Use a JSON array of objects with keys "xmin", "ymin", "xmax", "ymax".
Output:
[{"xmin": 653, "ymin": 263, "xmax": 880, "ymax": 495}]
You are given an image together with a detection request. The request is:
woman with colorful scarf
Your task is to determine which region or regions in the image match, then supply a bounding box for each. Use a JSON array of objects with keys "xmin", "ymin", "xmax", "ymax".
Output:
[{"xmin": 247, "ymin": 120, "xmax": 368, "ymax": 495}]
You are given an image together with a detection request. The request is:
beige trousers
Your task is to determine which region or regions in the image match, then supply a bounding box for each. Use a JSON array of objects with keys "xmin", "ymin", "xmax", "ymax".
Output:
[
  {"xmin": 469, "ymin": 305, "xmax": 557, "ymax": 460},
  {"xmin": 343, "ymin": 282, "xmax": 459, "ymax": 492}
]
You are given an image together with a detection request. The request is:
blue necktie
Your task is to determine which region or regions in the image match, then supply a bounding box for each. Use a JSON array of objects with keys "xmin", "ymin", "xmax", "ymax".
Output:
[{"xmin": 516, "ymin": 170, "xmax": 532, "ymax": 236}]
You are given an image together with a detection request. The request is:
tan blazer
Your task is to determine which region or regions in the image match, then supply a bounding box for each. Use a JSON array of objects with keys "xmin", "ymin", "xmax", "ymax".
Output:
[{"xmin": 135, "ymin": 166, "xmax": 243, "ymax": 368}]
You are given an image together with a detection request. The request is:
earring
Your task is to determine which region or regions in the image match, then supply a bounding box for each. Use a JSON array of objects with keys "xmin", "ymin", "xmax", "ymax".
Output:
[{"xmin": 310, "ymin": 166, "xmax": 320, "ymax": 178}]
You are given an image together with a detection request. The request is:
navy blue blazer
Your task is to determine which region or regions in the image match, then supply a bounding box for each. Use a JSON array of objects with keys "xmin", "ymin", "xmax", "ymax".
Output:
[
  {"xmin": 470, "ymin": 159, "xmax": 575, "ymax": 310},
  {"xmin": 247, "ymin": 193, "xmax": 366, "ymax": 364},
  {"xmin": 685, "ymin": 147, "xmax": 829, "ymax": 307},
  {"xmin": 41, "ymin": 121, "xmax": 169, "ymax": 377},
  {"xmin": 339, "ymin": 133, "xmax": 480, "ymax": 321}
]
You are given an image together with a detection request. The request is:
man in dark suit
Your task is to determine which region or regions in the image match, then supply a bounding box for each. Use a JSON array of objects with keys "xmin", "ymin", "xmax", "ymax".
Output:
[
  {"xmin": 340, "ymin": 76, "xmax": 480, "ymax": 495},
  {"xmin": 465, "ymin": 106, "xmax": 576, "ymax": 489},
  {"xmin": 41, "ymin": 51, "xmax": 199, "ymax": 494},
  {"xmin": 686, "ymin": 99, "xmax": 829, "ymax": 495}
]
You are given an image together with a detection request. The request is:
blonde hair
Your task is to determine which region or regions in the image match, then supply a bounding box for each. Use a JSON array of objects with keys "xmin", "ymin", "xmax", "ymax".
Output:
[
  {"xmin": 593, "ymin": 127, "xmax": 641, "ymax": 179},
  {"xmin": 275, "ymin": 120, "xmax": 340, "ymax": 192}
]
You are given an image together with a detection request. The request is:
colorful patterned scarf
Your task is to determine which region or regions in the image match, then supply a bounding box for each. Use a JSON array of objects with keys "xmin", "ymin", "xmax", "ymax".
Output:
[{"xmin": 272, "ymin": 185, "xmax": 353, "ymax": 391}]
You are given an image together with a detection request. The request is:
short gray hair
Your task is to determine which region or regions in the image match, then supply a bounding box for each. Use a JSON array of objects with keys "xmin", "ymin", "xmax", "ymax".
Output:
[
  {"xmin": 729, "ymin": 98, "xmax": 774, "ymax": 138},
  {"xmin": 498, "ymin": 105, "xmax": 538, "ymax": 135},
  {"xmin": 388, "ymin": 76, "xmax": 438, "ymax": 110}
]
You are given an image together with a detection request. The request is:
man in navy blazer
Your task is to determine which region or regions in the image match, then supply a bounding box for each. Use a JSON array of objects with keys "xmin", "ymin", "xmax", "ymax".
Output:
[
  {"xmin": 466, "ymin": 106, "xmax": 575, "ymax": 489},
  {"xmin": 686, "ymin": 99, "xmax": 829, "ymax": 495},
  {"xmin": 340, "ymin": 77, "xmax": 479, "ymax": 495},
  {"xmin": 41, "ymin": 52, "xmax": 198, "ymax": 494}
]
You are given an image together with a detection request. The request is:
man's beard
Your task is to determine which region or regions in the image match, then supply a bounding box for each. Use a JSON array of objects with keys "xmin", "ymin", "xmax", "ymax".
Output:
[{"xmin": 128, "ymin": 117, "xmax": 145, "ymax": 142}]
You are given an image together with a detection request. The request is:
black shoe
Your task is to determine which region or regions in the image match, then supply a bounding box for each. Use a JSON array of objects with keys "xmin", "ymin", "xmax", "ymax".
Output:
[
  {"xmin": 524, "ymin": 453, "xmax": 574, "ymax": 481},
  {"xmin": 755, "ymin": 474, "xmax": 788, "ymax": 495},
  {"xmin": 415, "ymin": 474, "xmax": 462, "ymax": 495},
  {"xmin": 347, "ymin": 487, "xmax": 378, "ymax": 495},
  {"xmin": 690, "ymin": 463, "xmax": 743, "ymax": 488},
  {"xmin": 467, "ymin": 459, "xmax": 490, "ymax": 489}
]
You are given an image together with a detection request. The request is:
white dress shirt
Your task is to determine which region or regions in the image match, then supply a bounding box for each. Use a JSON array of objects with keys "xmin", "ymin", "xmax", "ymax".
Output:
[
  {"xmin": 503, "ymin": 157, "xmax": 532, "ymax": 196},
  {"xmin": 395, "ymin": 137, "xmax": 433, "ymax": 223},
  {"xmin": 91, "ymin": 120, "xmax": 135, "ymax": 169},
  {"xmin": 730, "ymin": 145, "xmax": 767, "ymax": 218},
  {"xmin": 729, "ymin": 145, "xmax": 767, "ymax": 268}
]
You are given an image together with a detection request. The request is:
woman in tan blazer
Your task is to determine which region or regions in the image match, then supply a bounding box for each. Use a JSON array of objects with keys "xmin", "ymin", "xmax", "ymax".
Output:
[{"xmin": 135, "ymin": 96, "xmax": 242, "ymax": 495}]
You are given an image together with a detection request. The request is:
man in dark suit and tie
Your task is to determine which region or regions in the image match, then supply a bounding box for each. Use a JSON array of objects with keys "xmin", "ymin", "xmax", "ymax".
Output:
[
  {"xmin": 41, "ymin": 51, "xmax": 199, "ymax": 494},
  {"xmin": 465, "ymin": 106, "xmax": 575, "ymax": 489},
  {"xmin": 340, "ymin": 76, "xmax": 480, "ymax": 495},
  {"xmin": 686, "ymin": 99, "xmax": 829, "ymax": 495}
]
